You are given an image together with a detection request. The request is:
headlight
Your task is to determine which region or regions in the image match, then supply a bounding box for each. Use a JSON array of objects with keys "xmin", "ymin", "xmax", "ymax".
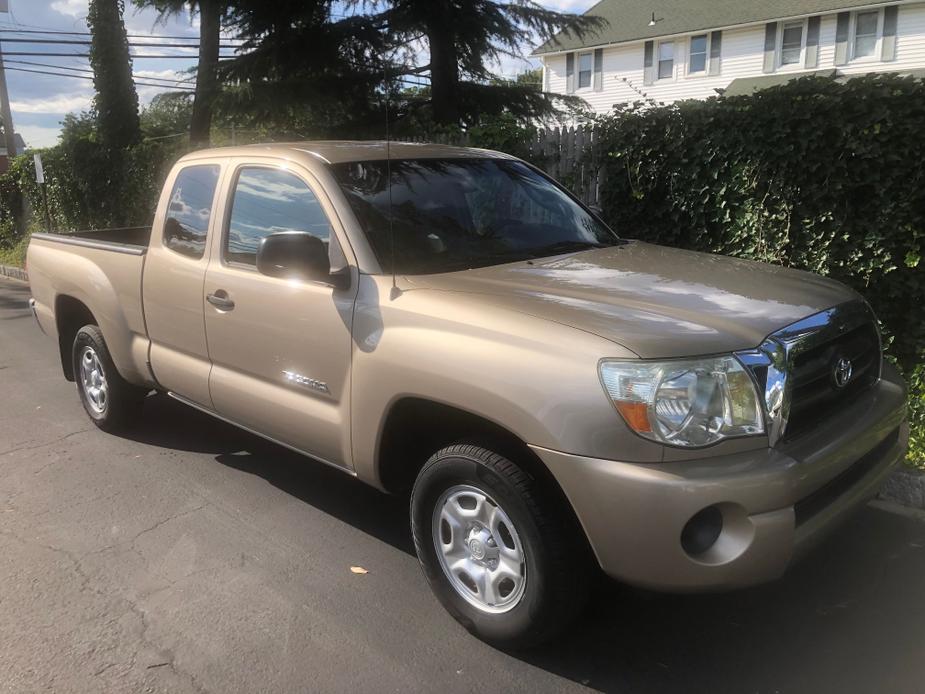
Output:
[{"xmin": 599, "ymin": 356, "xmax": 765, "ymax": 448}]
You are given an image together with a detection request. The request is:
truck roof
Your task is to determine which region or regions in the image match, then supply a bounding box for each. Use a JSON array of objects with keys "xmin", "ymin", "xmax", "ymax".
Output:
[{"xmin": 177, "ymin": 140, "xmax": 518, "ymax": 166}]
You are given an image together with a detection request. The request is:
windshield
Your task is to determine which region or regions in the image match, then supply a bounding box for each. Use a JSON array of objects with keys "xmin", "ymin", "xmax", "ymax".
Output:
[{"xmin": 332, "ymin": 158, "xmax": 621, "ymax": 274}]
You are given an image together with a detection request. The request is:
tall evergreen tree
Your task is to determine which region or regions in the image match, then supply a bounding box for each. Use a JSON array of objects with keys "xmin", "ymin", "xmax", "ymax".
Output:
[
  {"xmin": 190, "ymin": 0, "xmax": 222, "ymax": 146},
  {"xmin": 133, "ymin": 0, "xmax": 231, "ymax": 146},
  {"xmin": 87, "ymin": 0, "xmax": 141, "ymax": 148},
  {"xmin": 223, "ymin": 1, "xmax": 604, "ymax": 129},
  {"xmin": 382, "ymin": 0, "xmax": 604, "ymax": 125},
  {"xmin": 216, "ymin": 0, "xmax": 389, "ymax": 135}
]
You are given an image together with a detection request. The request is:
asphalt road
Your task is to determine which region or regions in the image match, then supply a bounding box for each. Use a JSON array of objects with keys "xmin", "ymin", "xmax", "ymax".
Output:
[{"xmin": 1, "ymin": 276, "xmax": 925, "ymax": 694}]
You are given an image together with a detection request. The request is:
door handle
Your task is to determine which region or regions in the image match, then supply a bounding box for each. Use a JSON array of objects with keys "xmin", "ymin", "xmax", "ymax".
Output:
[{"xmin": 206, "ymin": 291, "xmax": 235, "ymax": 311}]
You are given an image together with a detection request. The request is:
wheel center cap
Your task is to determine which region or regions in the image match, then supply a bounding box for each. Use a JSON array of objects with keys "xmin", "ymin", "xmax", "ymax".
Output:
[{"xmin": 469, "ymin": 538, "xmax": 486, "ymax": 560}]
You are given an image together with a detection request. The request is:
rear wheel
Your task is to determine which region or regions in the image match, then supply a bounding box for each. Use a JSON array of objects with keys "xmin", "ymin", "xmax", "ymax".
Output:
[
  {"xmin": 411, "ymin": 443, "xmax": 589, "ymax": 649},
  {"xmin": 73, "ymin": 325, "xmax": 146, "ymax": 432}
]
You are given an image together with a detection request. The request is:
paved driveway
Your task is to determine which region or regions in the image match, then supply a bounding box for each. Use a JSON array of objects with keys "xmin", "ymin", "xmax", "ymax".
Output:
[{"xmin": 1, "ymin": 277, "xmax": 924, "ymax": 693}]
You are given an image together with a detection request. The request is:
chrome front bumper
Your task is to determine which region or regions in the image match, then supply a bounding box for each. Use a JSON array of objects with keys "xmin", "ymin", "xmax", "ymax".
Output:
[{"xmin": 532, "ymin": 361, "xmax": 908, "ymax": 592}]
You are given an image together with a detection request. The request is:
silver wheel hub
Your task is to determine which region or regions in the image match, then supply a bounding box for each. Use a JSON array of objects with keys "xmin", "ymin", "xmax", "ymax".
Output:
[
  {"xmin": 79, "ymin": 346, "xmax": 107, "ymax": 414},
  {"xmin": 432, "ymin": 484, "xmax": 527, "ymax": 614}
]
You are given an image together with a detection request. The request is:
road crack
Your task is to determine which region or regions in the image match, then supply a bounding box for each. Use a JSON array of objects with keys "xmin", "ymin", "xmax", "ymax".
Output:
[
  {"xmin": 0, "ymin": 428, "xmax": 95, "ymax": 458},
  {"xmin": 0, "ymin": 525, "xmax": 210, "ymax": 693}
]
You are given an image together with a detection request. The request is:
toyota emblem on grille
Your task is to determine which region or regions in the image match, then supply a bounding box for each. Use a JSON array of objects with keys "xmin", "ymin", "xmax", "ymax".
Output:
[{"xmin": 833, "ymin": 357, "xmax": 853, "ymax": 388}]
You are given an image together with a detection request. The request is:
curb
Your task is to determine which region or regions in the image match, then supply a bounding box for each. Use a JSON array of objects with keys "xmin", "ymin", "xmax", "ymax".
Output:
[
  {"xmin": 0, "ymin": 264, "xmax": 28, "ymax": 282},
  {"xmin": 879, "ymin": 467, "xmax": 925, "ymax": 510}
]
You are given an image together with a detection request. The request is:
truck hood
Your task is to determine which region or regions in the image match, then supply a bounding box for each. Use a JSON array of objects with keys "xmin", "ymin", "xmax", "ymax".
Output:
[{"xmin": 407, "ymin": 241, "xmax": 857, "ymax": 358}]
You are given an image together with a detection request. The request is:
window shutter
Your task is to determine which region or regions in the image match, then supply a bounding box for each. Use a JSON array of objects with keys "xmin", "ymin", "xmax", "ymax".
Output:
[
  {"xmin": 805, "ymin": 16, "xmax": 821, "ymax": 68},
  {"xmin": 643, "ymin": 40, "xmax": 655, "ymax": 85},
  {"xmin": 566, "ymin": 52, "xmax": 576, "ymax": 93},
  {"xmin": 762, "ymin": 22, "xmax": 777, "ymax": 73},
  {"xmin": 593, "ymin": 48, "xmax": 604, "ymax": 91},
  {"xmin": 834, "ymin": 12, "xmax": 850, "ymax": 65},
  {"xmin": 882, "ymin": 5, "xmax": 899, "ymax": 61},
  {"xmin": 708, "ymin": 30, "xmax": 722, "ymax": 75}
]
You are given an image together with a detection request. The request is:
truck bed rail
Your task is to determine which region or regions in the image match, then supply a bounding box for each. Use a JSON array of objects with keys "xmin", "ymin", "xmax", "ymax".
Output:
[{"xmin": 31, "ymin": 226, "xmax": 151, "ymax": 255}]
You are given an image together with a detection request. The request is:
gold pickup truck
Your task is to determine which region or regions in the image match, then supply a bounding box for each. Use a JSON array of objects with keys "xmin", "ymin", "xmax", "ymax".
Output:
[{"xmin": 26, "ymin": 142, "xmax": 908, "ymax": 647}]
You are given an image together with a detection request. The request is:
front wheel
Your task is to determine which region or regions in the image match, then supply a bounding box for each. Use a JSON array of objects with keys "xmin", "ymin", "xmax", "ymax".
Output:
[
  {"xmin": 411, "ymin": 443, "xmax": 589, "ymax": 649},
  {"xmin": 73, "ymin": 325, "xmax": 146, "ymax": 432}
]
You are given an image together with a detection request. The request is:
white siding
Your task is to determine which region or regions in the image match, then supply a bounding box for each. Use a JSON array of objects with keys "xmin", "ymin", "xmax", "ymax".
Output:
[
  {"xmin": 817, "ymin": 3, "xmax": 925, "ymax": 73},
  {"xmin": 542, "ymin": 2, "xmax": 925, "ymax": 115}
]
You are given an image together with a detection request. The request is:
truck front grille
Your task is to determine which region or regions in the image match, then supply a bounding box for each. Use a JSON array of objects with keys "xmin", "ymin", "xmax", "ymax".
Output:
[
  {"xmin": 785, "ymin": 322, "xmax": 881, "ymax": 440},
  {"xmin": 735, "ymin": 300, "xmax": 882, "ymax": 446}
]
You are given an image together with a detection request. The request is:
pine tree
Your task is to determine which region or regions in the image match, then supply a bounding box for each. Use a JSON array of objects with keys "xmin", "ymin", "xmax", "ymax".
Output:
[
  {"xmin": 133, "ymin": 0, "xmax": 230, "ymax": 146},
  {"xmin": 383, "ymin": 0, "xmax": 604, "ymax": 125}
]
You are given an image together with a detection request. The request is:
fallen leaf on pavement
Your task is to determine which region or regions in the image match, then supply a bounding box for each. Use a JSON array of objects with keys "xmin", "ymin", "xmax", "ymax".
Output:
[{"xmin": 350, "ymin": 566, "xmax": 368, "ymax": 574}]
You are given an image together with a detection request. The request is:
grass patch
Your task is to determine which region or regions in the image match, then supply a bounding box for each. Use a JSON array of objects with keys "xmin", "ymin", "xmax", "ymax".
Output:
[{"xmin": 0, "ymin": 233, "xmax": 29, "ymax": 268}]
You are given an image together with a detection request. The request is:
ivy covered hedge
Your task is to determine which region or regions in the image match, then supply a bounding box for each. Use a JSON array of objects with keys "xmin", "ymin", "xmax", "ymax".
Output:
[
  {"xmin": 0, "ymin": 112, "xmax": 186, "ymax": 246},
  {"xmin": 596, "ymin": 73, "xmax": 924, "ymax": 464}
]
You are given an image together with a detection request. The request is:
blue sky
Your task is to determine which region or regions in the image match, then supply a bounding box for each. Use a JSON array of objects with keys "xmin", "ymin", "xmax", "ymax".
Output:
[{"xmin": 3, "ymin": 0, "xmax": 596, "ymax": 149}]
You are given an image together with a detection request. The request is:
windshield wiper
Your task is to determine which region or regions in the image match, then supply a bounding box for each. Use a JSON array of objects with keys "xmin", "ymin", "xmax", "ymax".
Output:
[{"xmin": 527, "ymin": 240, "xmax": 610, "ymax": 258}]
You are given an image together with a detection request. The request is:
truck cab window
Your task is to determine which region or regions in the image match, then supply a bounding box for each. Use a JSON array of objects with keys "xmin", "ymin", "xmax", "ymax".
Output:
[
  {"xmin": 163, "ymin": 165, "xmax": 220, "ymax": 259},
  {"xmin": 225, "ymin": 167, "xmax": 333, "ymax": 266},
  {"xmin": 334, "ymin": 158, "xmax": 619, "ymax": 274}
]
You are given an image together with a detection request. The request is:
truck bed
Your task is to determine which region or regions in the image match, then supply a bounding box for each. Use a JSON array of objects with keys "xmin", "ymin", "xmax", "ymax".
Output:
[{"xmin": 27, "ymin": 227, "xmax": 154, "ymax": 386}]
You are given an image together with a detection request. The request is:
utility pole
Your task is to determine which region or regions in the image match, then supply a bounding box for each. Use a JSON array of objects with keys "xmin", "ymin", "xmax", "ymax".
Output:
[
  {"xmin": 0, "ymin": 0, "xmax": 17, "ymax": 163},
  {"xmin": 0, "ymin": 0, "xmax": 24, "ymax": 235}
]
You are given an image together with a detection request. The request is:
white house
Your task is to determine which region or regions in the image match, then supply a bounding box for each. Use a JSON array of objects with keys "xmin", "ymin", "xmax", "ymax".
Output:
[{"xmin": 534, "ymin": 1, "xmax": 925, "ymax": 110}]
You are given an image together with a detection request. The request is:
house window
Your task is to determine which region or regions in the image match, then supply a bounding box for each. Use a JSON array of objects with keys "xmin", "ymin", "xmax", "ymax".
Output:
[
  {"xmin": 689, "ymin": 34, "xmax": 708, "ymax": 73},
  {"xmin": 657, "ymin": 41, "xmax": 675, "ymax": 79},
  {"xmin": 780, "ymin": 20, "xmax": 804, "ymax": 65},
  {"xmin": 577, "ymin": 51, "xmax": 593, "ymax": 89},
  {"xmin": 853, "ymin": 10, "xmax": 880, "ymax": 58}
]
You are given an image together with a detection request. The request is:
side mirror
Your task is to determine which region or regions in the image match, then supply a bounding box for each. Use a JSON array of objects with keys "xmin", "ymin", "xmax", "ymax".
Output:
[{"xmin": 256, "ymin": 231, "xmax": 348, "ymax": 289}]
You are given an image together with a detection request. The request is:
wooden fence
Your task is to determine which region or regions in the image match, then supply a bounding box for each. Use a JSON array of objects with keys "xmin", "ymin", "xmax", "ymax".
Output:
[{"xmin": 399, "ymin": 125, "xmax": 606, "ymax": 207}]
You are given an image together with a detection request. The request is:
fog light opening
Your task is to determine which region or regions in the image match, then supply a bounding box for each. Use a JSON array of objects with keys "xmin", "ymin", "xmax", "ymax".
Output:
[{"xmin": 681, "ymin": 505, "xmax": 724, "ymax": 557}]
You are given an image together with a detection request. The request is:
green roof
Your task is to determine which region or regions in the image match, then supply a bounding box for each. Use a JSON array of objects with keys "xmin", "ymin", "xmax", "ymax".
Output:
[
  {"xmin": 722, "ymin": 67, "xmax": 925, "ymax": 95},
  {"xmin": 721, "ymin": 70, "xmax": 837, "ymax": 96},
  {"xmin": 534, "ymin": 0, "xmax": 896, "ymax": 54}
]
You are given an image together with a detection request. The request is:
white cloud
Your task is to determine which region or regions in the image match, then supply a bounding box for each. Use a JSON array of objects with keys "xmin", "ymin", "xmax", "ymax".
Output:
[
  {"xmin": 11, "ymin": 93, "xmax": 93, "ymax": 114},
  {"xmin": 135, "ymin": 68, "xmax": 192, "ymax": 81},
  {"xmin": 536, "ymin": 0, "xmax": 597, "ymax": 11},
  {"xmin": 50, "ymin": 0, "xmax": 88, "ymax": 19},
  {"xmin": 135, "ymin": 84, "xmax": 187, "ymax": 104},
  {"xmin": 125, "ymin": 3, "xmax": 197, "ymax": 35},
  {"xmin": 17, "ymin": 124, "xmax": 64, "ymax": 150}
]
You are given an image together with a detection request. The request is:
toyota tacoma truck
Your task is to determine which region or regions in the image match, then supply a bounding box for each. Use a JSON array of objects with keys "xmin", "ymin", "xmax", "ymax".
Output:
[{"xmin": 26, "ymin": 142, "xmax": 908, "ymax": 648}]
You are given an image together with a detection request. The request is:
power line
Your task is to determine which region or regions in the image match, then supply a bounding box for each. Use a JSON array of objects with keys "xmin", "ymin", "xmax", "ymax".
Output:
[
  {"xmin": 4, "ymin": 59, "xmax": 195, "ymax": 85},
  {"xmin": 2, "ymin": 65, "xmax": 196, "ymax": 90},
  {"xmin": 0, "ymin": 37, "xmax": 241, "ymax": 49},
  {"xmin": 2, "ymin": 52, "xmax": 237, "ymax": 59},
  {"xmin": 4, "ymin": 59, "xmax": 96, "ymax": 74},
  {"xmin": 0, "ymin": 28, "xmax": 244, "ymax": 42}
]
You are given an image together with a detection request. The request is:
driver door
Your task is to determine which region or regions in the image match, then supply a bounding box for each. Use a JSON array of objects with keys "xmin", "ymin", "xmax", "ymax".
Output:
[{"xmin": 203, "ymin": 159, "xmax": 358, "ymax": 469}]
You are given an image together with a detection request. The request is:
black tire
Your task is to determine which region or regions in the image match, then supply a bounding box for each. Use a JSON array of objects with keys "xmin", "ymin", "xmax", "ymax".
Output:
[
  {"xmin": 411, "ymin": 443, "xmax": 589, "ymax": 649},
  {"xmin": 72, "ymin": 324, "xmax": 146, "ymax": 432}
]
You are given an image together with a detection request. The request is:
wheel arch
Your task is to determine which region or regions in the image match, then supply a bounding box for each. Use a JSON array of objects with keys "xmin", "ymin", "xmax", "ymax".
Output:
[
  {"xmin": 375, "ymin": 397, "xmax": 593, "ymax": 556},
  {"xmin": 55, "ymin": 294, "xmax": 98, "ymax": 381}
]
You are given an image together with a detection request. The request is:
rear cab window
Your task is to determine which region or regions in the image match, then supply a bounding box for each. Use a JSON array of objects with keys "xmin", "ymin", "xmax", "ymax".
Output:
[{"xmin": 163, "ymin": 164, "xmax": 221, "ymax": 259}]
